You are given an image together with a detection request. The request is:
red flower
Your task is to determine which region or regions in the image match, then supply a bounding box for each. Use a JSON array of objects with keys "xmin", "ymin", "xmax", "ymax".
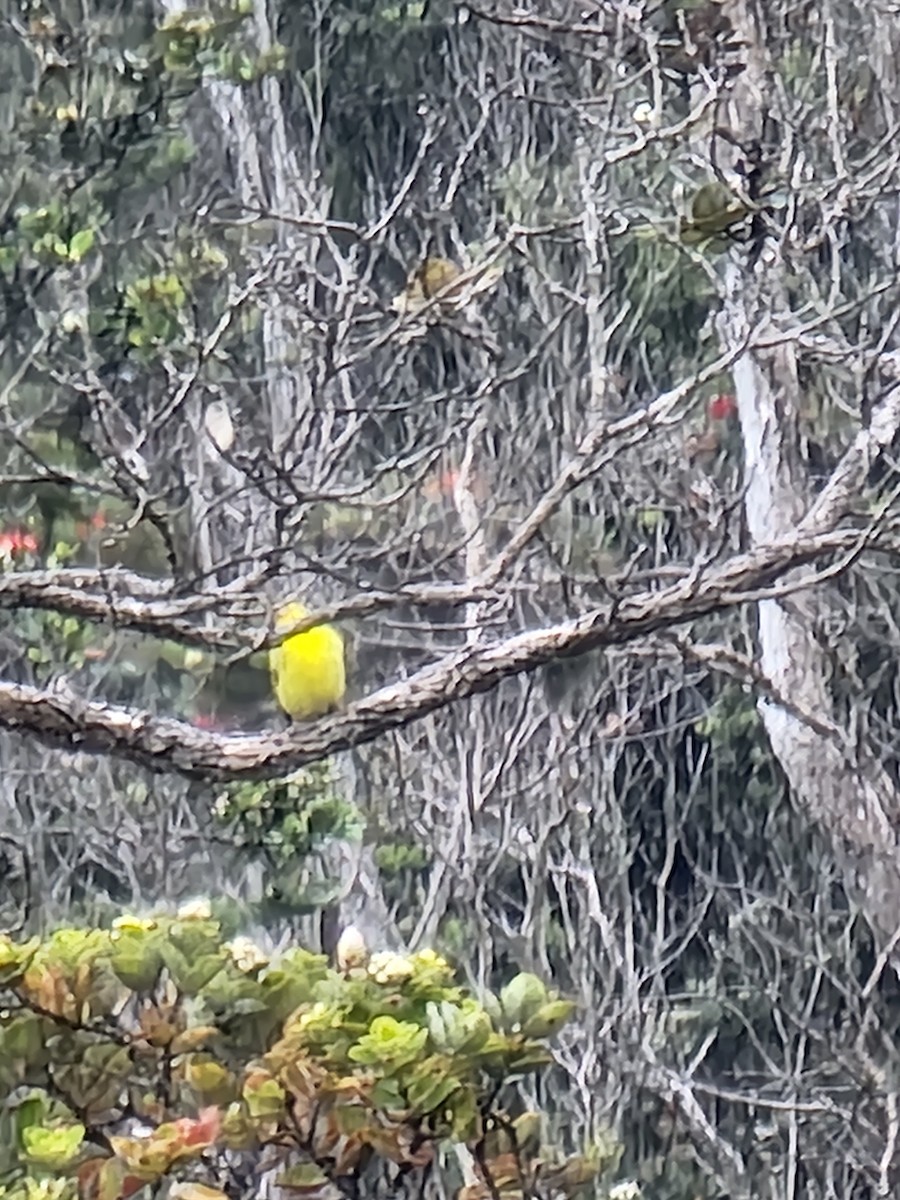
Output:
[
  {"xmin": 0, "ymin": 529, "xmax": 38, "ymax": 557},
  {"xmin": 76, "ymin": 512, "xmax": 108, "ymax": 540},
  {"xmin": 709, "ymin": 394, "xmax": 738, "ymax": 422}
]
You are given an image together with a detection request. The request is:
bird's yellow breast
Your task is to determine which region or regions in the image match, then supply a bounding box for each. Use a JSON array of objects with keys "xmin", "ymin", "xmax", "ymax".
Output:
[{"xmin": 269, "ymin": 602, "xmax": 346, "ymax": 720}]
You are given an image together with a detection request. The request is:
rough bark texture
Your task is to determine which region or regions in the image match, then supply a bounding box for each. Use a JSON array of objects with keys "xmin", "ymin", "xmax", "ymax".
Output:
[
  {"xmin": 719, "ymin": 0, "xmax": 900, "ymax": 944},
  {"xmin": 0, "ymin": 521, "xmax": 893, "ymax": 780}
]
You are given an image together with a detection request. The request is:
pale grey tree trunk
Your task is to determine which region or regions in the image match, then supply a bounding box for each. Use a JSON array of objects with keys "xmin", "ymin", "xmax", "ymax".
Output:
[{"xmin": 718, "ymin": 0, "xmax": 900, "ymax": 948}]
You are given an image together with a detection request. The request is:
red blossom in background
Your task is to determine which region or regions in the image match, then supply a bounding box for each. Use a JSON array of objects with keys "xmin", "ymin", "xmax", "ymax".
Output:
[
  {"xmin": 0, "ymin": 528, "xmax": 39, "ymax": 557},
  {"xmin": 191, "ymin": 713, "xmax": 222, "ymax": 731},
  {"xmin": 708, "ymin": 394, "xmax": 738, "ymax": 422},
  {"xmin": 75, "ymin": 511, "xmax": 109, "ymax": 540}
]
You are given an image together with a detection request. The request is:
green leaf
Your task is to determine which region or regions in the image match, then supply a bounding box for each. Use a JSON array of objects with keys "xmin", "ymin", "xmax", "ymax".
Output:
[
  {"xmin": 505, "ymin": 1044, "xmax": 551, "ymax": 1071},
  {"xmin": 371, "ymin": 1076, "xmax": 405, "ymax": 1109},
  {"xmin": 499, "ymin": 973, "xmax": 547, "ymax": 1029},
  {"xmin": 449, "ymin": 1087, "xmax": 480, "ymax": 1140},
  {"xmin": 405, "ymin": 1066, "xmax": 459, "ymax": 1115},
  {"xmin": 166, "ymin": 952, "xmax": 226, "ymax": 996},
  {"xmin": 452, "ymin": 1005, "xmax": 493, "ymax": 1054},
  {"xmin": 1, "ymin": 1015, "xmax": 44, "ymax": 1065},
  {"xmin": 22, "ymin": 1123, "xmax": 85, "ymax": 1168},
  {"xmin": 347, "ymin": 1016, "xmax": 428, "ymax": 1069},
  {"xmin": 425, "ymin": 1004, "xmax": 446, "ymax": 1049},
  {"xmin": 15, "ymin": 1094, "xmax": 49, "ymax": 1139},
  {"xmin": 243, "ymin": 1074, "xmax": 285, "ymax": 1120},
  {"xmin": 481, "ymin": 990, "xmax": 503, "ymax": 1026},
  {"xmin": 0, "ymin": 936, "xmax": 38, "ymax": 984},
  {"xmin": 67, "ymin": 229, "xmax": 95, "ymax": 262},
  {"xmin": 108, "ymin": 930, "xmax": 163, "ymax": 992},
  {"xmin": 521, "ymin": 999, "xmax": 576, "ymax": 1039},
  {"xmin": 277, "ymin": 1164, "xmax": 329, "ymax": 1191}
]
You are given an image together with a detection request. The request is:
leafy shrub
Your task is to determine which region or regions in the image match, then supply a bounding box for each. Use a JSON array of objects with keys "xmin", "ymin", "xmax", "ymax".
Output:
[{"xmin": 0, "ymin": 908, "xmax": 607, "ymax": 1200}]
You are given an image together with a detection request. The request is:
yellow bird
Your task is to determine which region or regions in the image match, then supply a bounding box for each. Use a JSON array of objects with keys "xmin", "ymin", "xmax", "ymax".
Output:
[
  {"xmin": 391, "ymin": 255, "xmax": 503, "ymax": 316},
  {"xmin": 268, "ymin": 600, "xmax": 346, "ymax": 720}
]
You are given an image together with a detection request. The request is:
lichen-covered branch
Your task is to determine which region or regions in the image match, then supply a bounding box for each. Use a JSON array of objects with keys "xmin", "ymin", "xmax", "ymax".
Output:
[{"xmin": 0, "ymin": 524, "xmax": 889, "ymax": 781}]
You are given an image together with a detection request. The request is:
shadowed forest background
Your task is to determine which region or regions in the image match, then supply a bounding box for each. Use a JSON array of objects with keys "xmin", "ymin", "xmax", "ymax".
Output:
[{"xmin": 3, "ymin": 0, "xmax": 900, "ymax": 1197}]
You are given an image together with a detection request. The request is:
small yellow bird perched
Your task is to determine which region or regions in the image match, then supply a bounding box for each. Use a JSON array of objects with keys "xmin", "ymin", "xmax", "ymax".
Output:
[
  {"xmin": 268, "ymin": 600, "xmax": 346, "ymax": 720},
  {"xmin": 391, "ymin": 254, "xmax": 503, "ymax": 316}
]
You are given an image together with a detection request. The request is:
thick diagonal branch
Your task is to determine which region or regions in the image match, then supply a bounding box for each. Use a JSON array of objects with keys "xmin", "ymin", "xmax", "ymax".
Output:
[{"xmin": 0, "ymin": 525, "xmax": 889, "ymax": 782}]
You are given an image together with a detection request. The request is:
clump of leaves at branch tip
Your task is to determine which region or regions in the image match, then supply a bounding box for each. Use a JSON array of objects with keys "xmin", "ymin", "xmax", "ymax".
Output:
[
  {"xmin": 694, "ymin": 687, "xmax": 761, "ymax": 747},
  {"xmin": 0, "ymin": 3, "xmax": 283, "ymax": 321},
  {"xmin": 8, "ymin": 200, "xmax": 100, "ymax": 274},
  {"xmin": 372, "ymin": 841, "xmax": 432, "ymax": 932},
  {"xmin": 119, "ymin": 272, "xmax": 187, "ymax": 349},
  {"xmin": 155, "ymin": 3, "xmax": 287, "ymax": 84},
  {"xmin": 373, "ymin": 840, "xmax": 430, "ymax": 877},
  {"xmin": 13, "ymin": 202, "xmax": 96, "ymax": 267},
  {"xmin": 0, "ymin": 909, "xmax": 598, "ymax": 1200},
  {"xmin": 21, "ymin": 609, "xmax": 94, "ymax": 675},
  {"xmin": 100, "ymin": 254, "xmax": 229, "ymax": 360},
  {"xmin": 213, "ymin": 762, "xmax": 363, "ymax": 865}
]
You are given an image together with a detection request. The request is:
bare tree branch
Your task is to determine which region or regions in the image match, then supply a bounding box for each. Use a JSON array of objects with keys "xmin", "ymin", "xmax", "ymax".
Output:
[{"xmin": 0, "ymin": 524, "xmax": 892, "ymax": 780}]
